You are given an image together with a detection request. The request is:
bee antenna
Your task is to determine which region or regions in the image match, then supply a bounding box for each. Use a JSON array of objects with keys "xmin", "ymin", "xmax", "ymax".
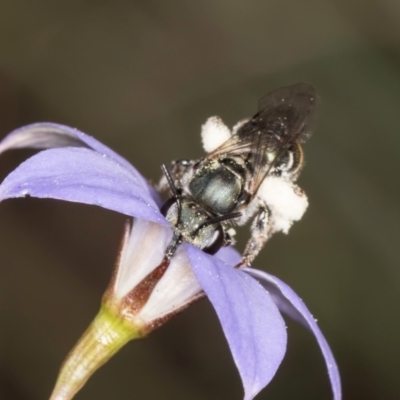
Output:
[
  {"xmin": 163, "ymin": 232, "xmax": 183, "ymax": 261},
  {"xmin": 161, "ymin": 164, "xmax": 179, "ymax": 197},
  {"xmin": 191, "ymin": 212, "xmax": 242, "ymax": 238},
  {"xmin": 161, "ymin": 164, "xmax": 182, "ymax": 226}
]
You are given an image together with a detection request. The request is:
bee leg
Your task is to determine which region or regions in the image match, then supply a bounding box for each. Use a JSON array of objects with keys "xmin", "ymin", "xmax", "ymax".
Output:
[
  {"xmin": 156, "ymin": 159, "xmax": 195, "ymax": 193},
  {"xmin": 223, "ymin": 227, "xmax": 237, "ymax": 247},
  {"xmin": 239, "ymin": 206, "xmax": 271, "ymax": 267}
]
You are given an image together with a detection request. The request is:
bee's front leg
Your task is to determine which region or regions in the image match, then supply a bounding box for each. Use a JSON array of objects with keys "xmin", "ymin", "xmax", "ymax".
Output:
[{"xmin": 239, "ymin": 205, "xmax": 272, "ymax": 267}]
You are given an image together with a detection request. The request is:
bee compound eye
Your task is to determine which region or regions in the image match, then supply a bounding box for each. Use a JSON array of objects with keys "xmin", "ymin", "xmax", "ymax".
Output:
[
  {"xmin": 203, "ymin": 226, "xmax": 224, "ymax": 255},
  {"xmin": 160, "ymin": 197, "xmax": 177, "ymax": 217}
]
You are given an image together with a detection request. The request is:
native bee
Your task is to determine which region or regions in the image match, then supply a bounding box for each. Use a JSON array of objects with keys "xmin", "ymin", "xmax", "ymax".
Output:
[{"xmin": 158, "ymin": 83, "xmax": 319, "ymax": 266}]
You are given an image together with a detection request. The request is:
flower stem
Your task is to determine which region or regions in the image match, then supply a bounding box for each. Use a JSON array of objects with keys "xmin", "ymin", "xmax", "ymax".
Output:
[{"xmin": 49, "ymin": 304, "xmax": 143, "ymax": 400}]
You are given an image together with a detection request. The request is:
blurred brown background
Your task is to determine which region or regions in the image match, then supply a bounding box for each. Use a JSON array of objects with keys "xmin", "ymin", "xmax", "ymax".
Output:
[{"xmin": 0, "ymin": 1, "xmax": 399, "ymax": 399}]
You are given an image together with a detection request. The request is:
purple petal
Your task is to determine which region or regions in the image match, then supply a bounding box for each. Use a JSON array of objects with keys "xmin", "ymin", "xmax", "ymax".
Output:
[
  {"xmin": 0, "ymin": 122, "xmax": 161, "ymax": 203},
  {"xmin": 0, "ymin": 122, "xmax": 131, "ymax": 169},
  {"xmin": 215, "ymin": 245, "xmax": 241, "ymax": 266},
  {"xmin": 0, "ymin": 147, "xmax": 168, "ymax": 226},
  {"xmin": 186, "ymin": 245, "xmax": 287, "ymax": 400},
  {"xmin": 244, "ymin": 267, "xmax": 341, "ymax": 400}
]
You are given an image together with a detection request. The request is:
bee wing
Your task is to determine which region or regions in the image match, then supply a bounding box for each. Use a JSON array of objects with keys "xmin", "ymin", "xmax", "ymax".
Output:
[
  {"xmin": 203, "ymin": 129, "xmax": 255, "ymax": 157},
  {"xmin": 258, "ymin": 83, "xmax": 320, "ymax": 144},
  {"xmin": 250, "ymin": 83, "xmax": 320, "ymax": 192},
  {"xmin": 204, "ymin": 83, "xmax": 320, "ymax": 194}
]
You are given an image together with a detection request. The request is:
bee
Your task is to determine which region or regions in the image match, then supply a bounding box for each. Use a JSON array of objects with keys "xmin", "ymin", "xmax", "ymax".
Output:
[{"xmin": 158, "ymin": 83, "xmax": 319, "ymax": 266}]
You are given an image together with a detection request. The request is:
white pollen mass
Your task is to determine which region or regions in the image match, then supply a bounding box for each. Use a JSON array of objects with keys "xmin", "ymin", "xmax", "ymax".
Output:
[
  {"xmin": 201, "ymin": 116, "xmax": 231, "ymax": 153},
  {"xmin": 258, "ymin": 176, "xmax": 309, "ymax": 233}
]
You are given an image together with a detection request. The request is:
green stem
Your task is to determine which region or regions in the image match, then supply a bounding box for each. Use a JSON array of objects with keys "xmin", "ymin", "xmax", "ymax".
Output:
[{"xmin": 49, "ymin": 304, "xmax": 143, "ymax": 400}]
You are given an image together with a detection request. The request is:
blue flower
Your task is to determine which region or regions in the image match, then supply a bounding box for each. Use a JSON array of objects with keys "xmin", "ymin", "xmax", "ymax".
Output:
[{"xmin": 0, "ymin": 123, "xmax": 341, "ymax": 400}]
